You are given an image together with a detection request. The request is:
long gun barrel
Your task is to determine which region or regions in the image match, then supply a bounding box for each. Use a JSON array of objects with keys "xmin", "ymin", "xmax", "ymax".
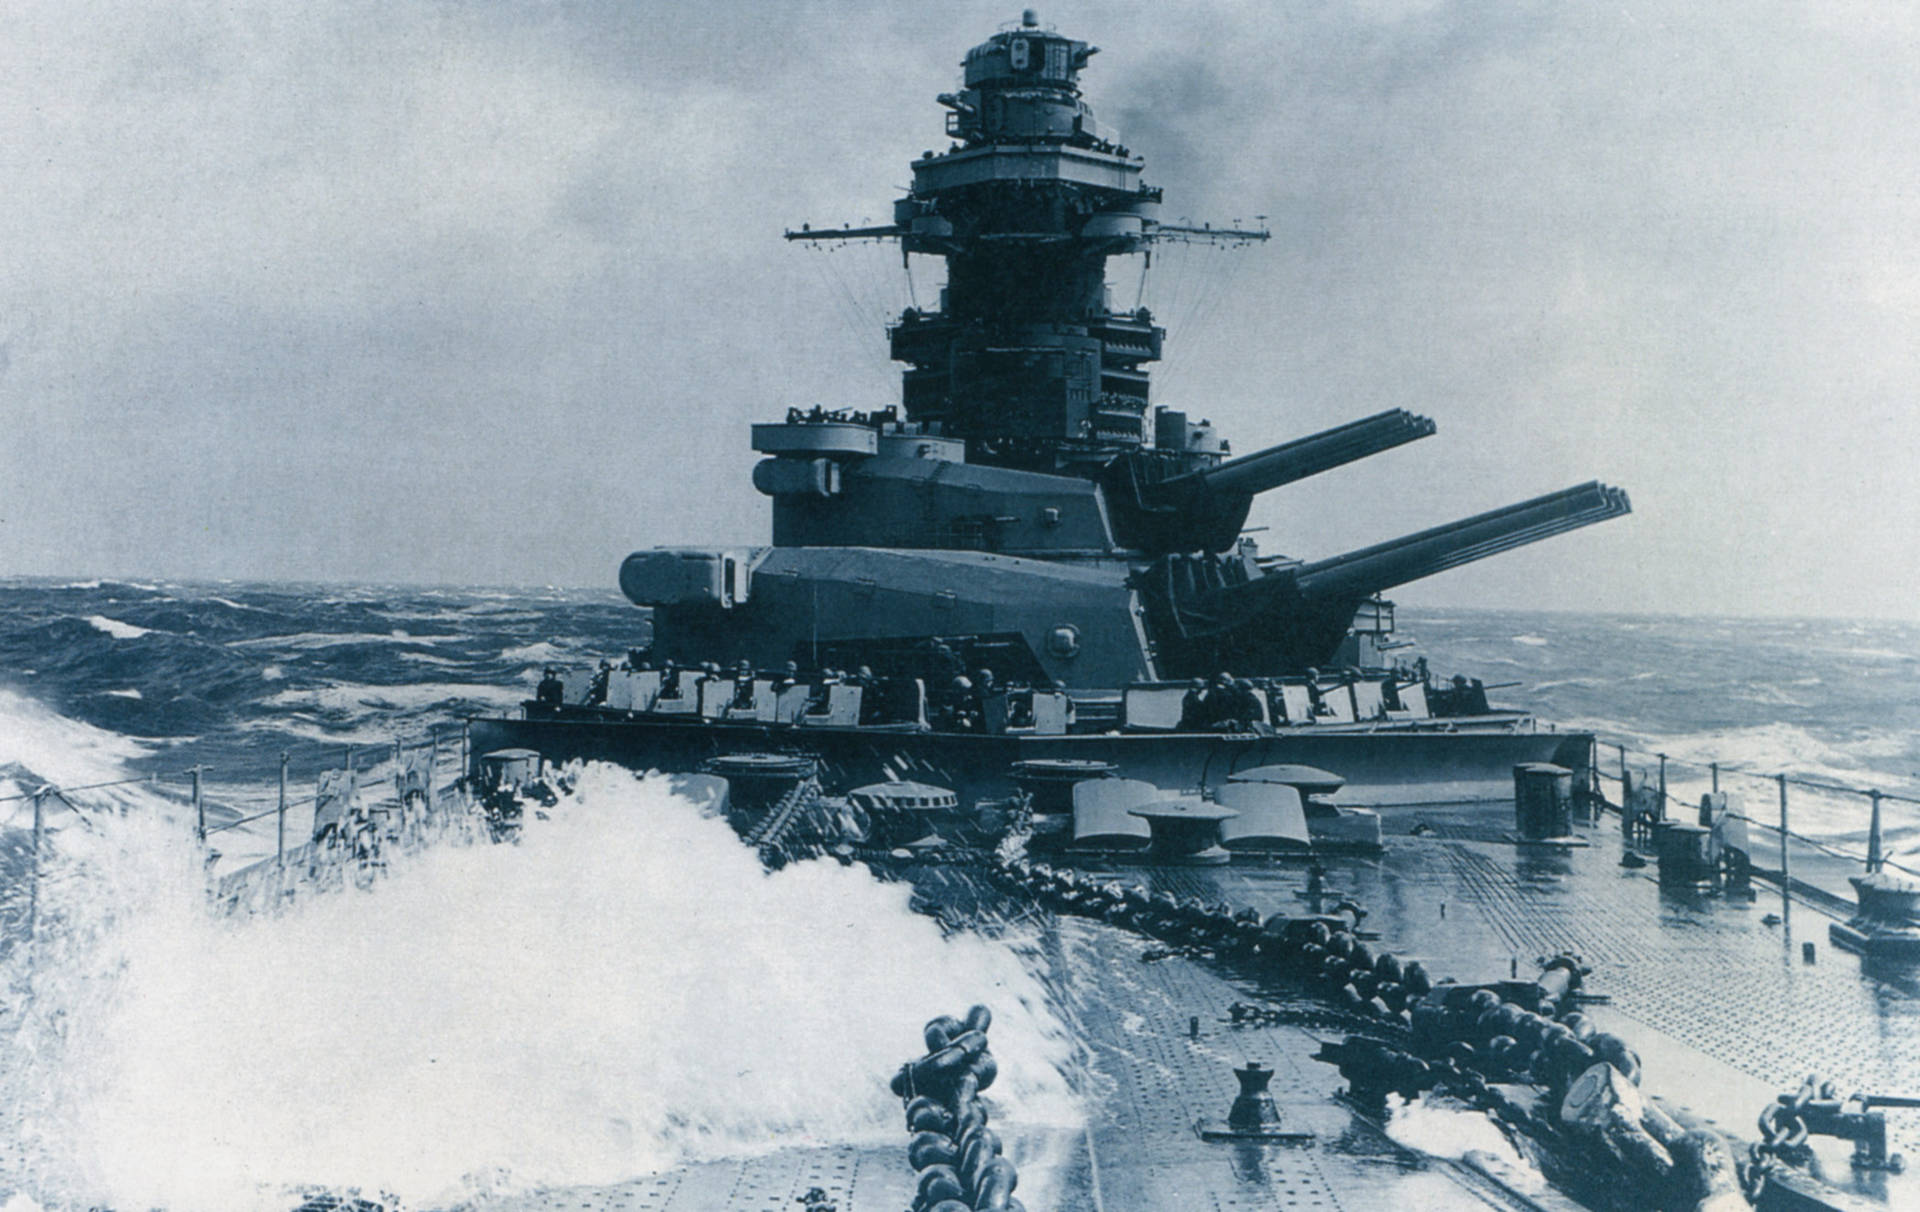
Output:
[
  {"xmin": 1113, "ymin": 409, "xmax": 1437, "ymax": 552},
  {"xmin": 1150, "ymin": 409, "xmax": 1436, "ymax": 502},
  {"xmin": 1287, "ymin": 481, "xmax": 1632, "ymax": 601},
  {"xmin": 1144, "ymin": 481, "xmax": 1631, "ymax": 674}
]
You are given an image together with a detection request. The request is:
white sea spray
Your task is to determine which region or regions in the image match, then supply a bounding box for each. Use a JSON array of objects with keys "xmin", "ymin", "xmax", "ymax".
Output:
[{"xmin": 0, "ymin": 764, "xmax": 1078, "ymax": 1212}]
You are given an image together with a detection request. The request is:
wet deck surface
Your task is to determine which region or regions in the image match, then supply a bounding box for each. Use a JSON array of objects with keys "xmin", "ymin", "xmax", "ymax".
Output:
[{"xmin": 469, "ymin": 807, "xmax": 1920, "ymax": 1211}]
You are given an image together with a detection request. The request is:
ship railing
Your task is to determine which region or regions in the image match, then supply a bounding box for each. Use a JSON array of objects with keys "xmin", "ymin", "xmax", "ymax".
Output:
[
  {"xmin": 1592, "ymin": 736, "xmax": 1920, "ymax": 905},
  {"xmin": 1, "ymin": 722, "xmax": 479, "ymax": 965}
]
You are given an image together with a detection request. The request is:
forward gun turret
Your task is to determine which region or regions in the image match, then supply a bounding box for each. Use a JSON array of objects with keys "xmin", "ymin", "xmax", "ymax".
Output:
[{"xmin": 1140, "ymin": 482, "xmax": 1631, "ymax": 676}]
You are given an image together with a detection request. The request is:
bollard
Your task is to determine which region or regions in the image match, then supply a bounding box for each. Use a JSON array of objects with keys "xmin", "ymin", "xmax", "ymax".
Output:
[
  {"xmin": 1199, "ymin": 1061, "xmax": 1314, "ymax": 1143},
  {"xmin": 1514, "ymin": 763, "xmax": 1573, "ymax": 839},
  {"xmin": 1190, "ymin": 1015, "xmax": 1200, "ymax": 1040},
  {"xmin": 1803, "ymin": 942, "xmax": 1816, "ymax": 965}
]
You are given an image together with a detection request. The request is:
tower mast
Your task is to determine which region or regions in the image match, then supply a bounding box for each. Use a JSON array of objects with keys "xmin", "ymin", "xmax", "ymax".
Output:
[{"xmin": 788, "ymin": 10, "xmax": 1268, "ymax": 474}]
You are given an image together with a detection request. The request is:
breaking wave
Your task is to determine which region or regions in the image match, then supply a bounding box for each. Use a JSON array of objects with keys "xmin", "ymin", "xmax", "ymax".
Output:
[
  {"xmin": 0, "ymin": 764, "xmax": 1078, "ymax": 1212},
  {"xmin": 83, "ymin": 616, "xmax": 150, "ymax": 640},
  {"xmin": 0, "ymin": 688, "xmax": 154, "ymax": 801}
]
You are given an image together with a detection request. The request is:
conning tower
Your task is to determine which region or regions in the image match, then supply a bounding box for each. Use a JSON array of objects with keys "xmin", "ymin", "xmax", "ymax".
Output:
[{"xmin": 619, "ymin": 13, "xmax": 1630, "ymax": 688}]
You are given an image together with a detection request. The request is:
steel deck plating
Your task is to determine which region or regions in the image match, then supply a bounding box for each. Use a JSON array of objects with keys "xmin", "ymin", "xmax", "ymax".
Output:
[{"xmin": 461, "ymin": 803, "xmax": 1920, "ymax": 1212}]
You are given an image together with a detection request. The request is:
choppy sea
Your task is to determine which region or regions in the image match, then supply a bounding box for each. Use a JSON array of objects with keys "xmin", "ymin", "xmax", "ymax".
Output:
[
  {"xmin": 3, "ymin": 576, "xmax": 1915, "ymax": 834},
  {"xmin": 0, "ymin": 576, "xmax": 1917, "ymax": 1210}
]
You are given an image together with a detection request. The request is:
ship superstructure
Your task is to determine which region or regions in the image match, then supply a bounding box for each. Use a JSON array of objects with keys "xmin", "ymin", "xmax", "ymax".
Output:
[{"xmin": 617, "ymin": 11, "xmax": 1629, "ymax": 689}]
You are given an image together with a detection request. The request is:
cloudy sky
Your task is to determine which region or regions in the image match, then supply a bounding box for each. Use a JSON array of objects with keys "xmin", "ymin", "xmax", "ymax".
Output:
[{"xmin": 5, "ymin": 1, "xmax": 1917, "ymax": 618}]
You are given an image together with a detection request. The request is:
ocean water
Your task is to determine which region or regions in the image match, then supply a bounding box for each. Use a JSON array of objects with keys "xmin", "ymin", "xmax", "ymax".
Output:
[
  {"xmin": 0, "ymin": 577, "xmax": 1916, "ymax": 1209},
  {"xmin": 3, "ymin": 578, "xmax": 1914, "ymax": 834}
]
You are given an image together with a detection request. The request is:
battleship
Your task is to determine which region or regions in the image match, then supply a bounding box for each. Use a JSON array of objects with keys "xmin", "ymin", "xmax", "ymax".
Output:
[
  {"xmin": 468, "ymin": 5, "xmax": 1630, "ymax": 817},
  {"xmin": 5, "ymin": 11, "xmax": 1903, "ymax": 1212},
  {"xmin": 436, "ymin": 15, "xmax": 1920, "ymax": 1212}
]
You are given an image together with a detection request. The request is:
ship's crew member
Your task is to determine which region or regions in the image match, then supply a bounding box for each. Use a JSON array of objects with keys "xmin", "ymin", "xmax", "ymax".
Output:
[
  {"xmin": 774, "ymin": 660, "xmax": 801, "ymax": 693},
  {"xmin": 971, "ymin": 668, "xmax": 997, "ymax": 729},
  {"xmin": 856, "ymin": 666, "xmax": 889, "ymax": 724},
  {"xmin": 659, "ymin": 660, "xmax": 683, "ymax": 699},
  {"xmin": 624, "ymin": 646, "xmax": 652, "ymax": 671},
  {"xmin": 1205, "ymin": 671, "xmax": 1244, "ymax": 730},
  {"xmin": 947, "ymin": 674, "xmax": 976, "ymax": 730},
  {"xmin": 1230, "ymin": 678, "xmax": 1265, "ymax": 730},
  {"xmin": 1305, "ymin": 668, "xmax": 1333, "ymax": 717},
  {"xmin": 587, "ymin": 660, "xmax": 611, "ymax": 706},
  {"xmin": 804, "ymin": 669, "xmax": 841, "ymax": 716},
  {"xmin": 535, "ymin": 667, "xmax": 564, "ymax": 708},
  {"xmin": 1178, "ymin": 678, "xmax": 1209, "ymax": 730},
  {"xmin": 929, "ymin": 639, "xmax": 964, "ymax": 683},
  {"xmin": 731, "ymin": 659, "xmax": 756, "ymax": 709}
]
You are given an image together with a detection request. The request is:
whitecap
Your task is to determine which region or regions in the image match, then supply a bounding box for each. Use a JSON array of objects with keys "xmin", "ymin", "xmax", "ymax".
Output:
[
  {"xmin": 1511, "ymin": 634, "xmax": 1549, "ymax": 647},
  {"xmin": 399, "ymin": 652, "xmax": 469, "ymax": 668},
  {"xmin": 86, "ymin": 616, "xmax": 151, "ymax": 640},
  {"xmin": 227, "ymin": 632, "xmax": 462, "ymax": 651},
  {"xmin": 262, "ymin": 683, "xmax": 527, "ymax": 715},
  {"xmin": 502, "ymin": 640, "xmax": 574, "ymax": 664},
  {"xmin": 102, "ymin": 689, "xmax": 143, "ymax": 700}
]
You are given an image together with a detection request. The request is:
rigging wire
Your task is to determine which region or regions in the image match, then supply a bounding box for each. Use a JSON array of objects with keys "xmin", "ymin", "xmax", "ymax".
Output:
[{"xmin": 803, "ymin": 244, "xmax": 899, "ymax": 403}]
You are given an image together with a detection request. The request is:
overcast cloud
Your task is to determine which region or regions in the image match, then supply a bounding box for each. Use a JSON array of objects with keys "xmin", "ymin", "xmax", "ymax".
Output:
[{"xmin": 4, "ymin": 1, "xmax": 1917, "ymax": 618}]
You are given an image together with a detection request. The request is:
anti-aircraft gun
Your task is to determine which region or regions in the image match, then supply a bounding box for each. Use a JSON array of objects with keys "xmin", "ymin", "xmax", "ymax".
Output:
[{"xmin": 617, "ymin": 11, "xmax": 1631, "ymax": 691}]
